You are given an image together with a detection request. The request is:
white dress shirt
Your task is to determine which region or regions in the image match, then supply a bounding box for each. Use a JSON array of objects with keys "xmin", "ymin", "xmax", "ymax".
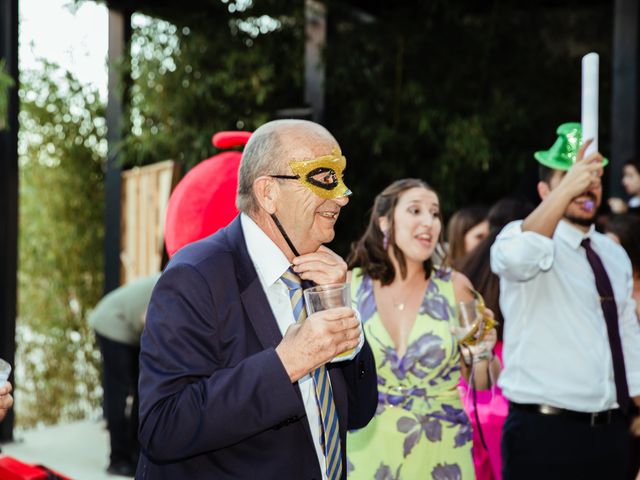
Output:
[
  {"xmin": 241, "ymin": 214, "xmax": 327, "ymax": 479},
  {"xmin": 491, "ymin": 219, "xmax": 640, "ymax": 412}
]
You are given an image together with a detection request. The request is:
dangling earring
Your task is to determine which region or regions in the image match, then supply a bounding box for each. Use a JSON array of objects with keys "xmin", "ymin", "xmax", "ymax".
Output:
[{"xmin": 382, "ymin": 230, "xmax": 389, "ymax": 250}]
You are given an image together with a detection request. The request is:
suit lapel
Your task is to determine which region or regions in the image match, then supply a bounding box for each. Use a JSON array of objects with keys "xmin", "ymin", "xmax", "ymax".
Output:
[
  {"xmin": 240, "ymin": 278, "xmax": 283, "ymax": 349},
  {"xmin": 226, "ymin": 216, "xmax": 283, "ymax": 349},
  {"xmin": 225, "ymin": 216, "xmax": 316, "ymax": 452}
]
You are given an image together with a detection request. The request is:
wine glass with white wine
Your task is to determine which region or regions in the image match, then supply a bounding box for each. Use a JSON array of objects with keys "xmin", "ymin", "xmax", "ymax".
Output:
[{"xmin": 451, "ymin": 289, "xmax": 497, "ymax": 348}]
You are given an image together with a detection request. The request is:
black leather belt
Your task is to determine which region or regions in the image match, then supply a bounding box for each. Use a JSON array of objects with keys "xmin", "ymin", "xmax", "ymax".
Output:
[{"xmin": 509, "ymin": 401, "xmax": 624, "ymax": 427}]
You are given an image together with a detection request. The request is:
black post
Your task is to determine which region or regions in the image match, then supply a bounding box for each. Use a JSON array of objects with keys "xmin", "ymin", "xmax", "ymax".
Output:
[
  {"xmin": 611, "ymin": 0, "xmax": 640, "ymax": 197},
  {"xmin": 0, "ymin": 0, "xmax": 19, "ymax": 443},
  {"xmin": 105, "ymin": 8, "xmax": 131, "ymax": 295},
  {"xmin": 304, "ymin": 0, "xmax": 326, "ymax": 123}
]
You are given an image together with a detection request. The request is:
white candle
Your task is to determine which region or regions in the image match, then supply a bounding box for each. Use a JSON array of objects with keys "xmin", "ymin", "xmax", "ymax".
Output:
[{"xmin": 581, "ymin": 52, "xmax": 599, "ymax": 158}]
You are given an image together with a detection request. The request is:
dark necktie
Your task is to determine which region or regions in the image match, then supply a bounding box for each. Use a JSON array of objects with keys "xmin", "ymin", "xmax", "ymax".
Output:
[{"xmin": 581, "ymin": 238, "xmax": 630, "ymax": 413}]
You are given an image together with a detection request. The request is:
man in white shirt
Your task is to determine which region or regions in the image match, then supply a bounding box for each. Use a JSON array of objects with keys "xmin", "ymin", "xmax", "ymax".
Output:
[
  {"xmin": 137, "ymin": 119, "xmax": 377, "ymax": 479},
  {"xmin": 491, "ymin": 123, "xmax": 640, "ymax": 479}
]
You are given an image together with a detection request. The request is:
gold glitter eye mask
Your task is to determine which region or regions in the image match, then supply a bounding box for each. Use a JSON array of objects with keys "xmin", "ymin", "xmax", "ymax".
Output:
[{"xmin": 270, "ymin": 148, "xmax": 352, "ymax": 199}]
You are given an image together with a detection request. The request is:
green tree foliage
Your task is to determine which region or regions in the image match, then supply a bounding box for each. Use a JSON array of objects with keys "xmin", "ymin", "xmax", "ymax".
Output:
[
  {"xmin": 326, "ymin": 0, "xmax": 612, "ymax": 251},
  {"xmin": 121, "ymin": 0, "xmax": 303, "ymax": 170},
  {"xmin": 112, "ymin": 0, "xmax": 611, "ymax": 256},
  {"xmin": 0, "ymin": 59, "xmax": 14, "ymax": 130},
  {"xmin": 17, "ymin": 61, "xmax": 105, "ymax": 427}
]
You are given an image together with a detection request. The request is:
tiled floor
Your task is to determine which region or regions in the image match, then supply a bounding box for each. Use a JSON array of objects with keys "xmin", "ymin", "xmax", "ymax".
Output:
[{"xmin": 0, "ymin": 419, "xmax": 122, "ymax": 480}]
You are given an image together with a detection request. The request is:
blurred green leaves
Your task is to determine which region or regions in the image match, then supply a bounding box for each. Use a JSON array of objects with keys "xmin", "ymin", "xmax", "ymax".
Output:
[
  {"xmin": 0, "ymin": 59, "xmax": 14, "ymax": 130},
  {"xmin": 121, "ymin": 2, "xmax": 303, "ymax": 170},
  {"xmin": 17, "ymin": 61, "xmax": 105, "ymax": 427}
]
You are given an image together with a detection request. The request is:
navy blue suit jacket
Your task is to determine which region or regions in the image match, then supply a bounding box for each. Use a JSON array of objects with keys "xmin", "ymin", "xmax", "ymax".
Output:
[{"xmin": 136, "ymin": 217, "xmax": 378, "ymax": 479}]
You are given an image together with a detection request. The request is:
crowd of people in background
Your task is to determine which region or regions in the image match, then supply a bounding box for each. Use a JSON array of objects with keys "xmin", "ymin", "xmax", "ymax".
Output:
[
  {"xmin": 446, "ymin": 206, "xmax": 489, "ymax": 268},
  {"xmin": 343, "ymin": 144, "xmax": 640, "ymax": 480},
  {"xmin": 609, "ymin": 159, "xmax": 640, "ymax": 216}
]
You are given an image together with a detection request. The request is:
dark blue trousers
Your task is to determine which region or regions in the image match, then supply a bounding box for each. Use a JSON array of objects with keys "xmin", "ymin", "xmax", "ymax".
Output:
[
  {"xmin": 97, "ymin": 333, "xmax": 140, "ymax": 467},
  {"xmin": 502, "ymin": 405, "xmax": 629, "ymax": 480}
]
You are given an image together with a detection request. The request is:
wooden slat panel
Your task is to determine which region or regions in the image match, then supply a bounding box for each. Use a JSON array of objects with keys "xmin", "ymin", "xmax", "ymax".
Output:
[
  {"xmin": 139, "ymin": 171, "xmax": 148, "ymax": 276},
  {"xmin": 120, "ymin": 161, "xmax": 177, "ymax": 285}
]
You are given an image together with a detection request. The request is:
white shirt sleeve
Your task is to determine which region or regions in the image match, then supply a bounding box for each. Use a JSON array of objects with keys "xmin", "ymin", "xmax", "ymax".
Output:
[
  {"xmin": 619, "ymin": 261, "xmax": 640, "ymax": 397},
  {"xmin": 490, "ymin": 220, "xmax": 555, "ymax": 282}
]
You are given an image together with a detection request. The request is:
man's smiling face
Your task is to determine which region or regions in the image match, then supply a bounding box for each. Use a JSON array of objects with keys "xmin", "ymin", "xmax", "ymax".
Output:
[{"xmin": 272, "ymin": 137, "xmax": 350, "ymax": 255}]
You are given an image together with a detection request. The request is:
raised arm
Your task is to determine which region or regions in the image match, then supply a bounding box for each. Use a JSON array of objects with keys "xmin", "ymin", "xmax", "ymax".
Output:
[
  {"xmin": 490, "ymin": 221, "xmax": 555, "ymax": 282},
  {"xmin": 522, "ymin": 139, "xmax": 603, "ymax": 237}
]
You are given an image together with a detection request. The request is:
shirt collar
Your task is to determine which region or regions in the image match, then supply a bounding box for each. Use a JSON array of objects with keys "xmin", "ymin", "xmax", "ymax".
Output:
[
  {"xmin": 555, "ymin": 219, "xmax": 596, "ymax": 250},
  {"xmin": 240, "ymin": 213, "xmax": 290, "ymax": 287}
]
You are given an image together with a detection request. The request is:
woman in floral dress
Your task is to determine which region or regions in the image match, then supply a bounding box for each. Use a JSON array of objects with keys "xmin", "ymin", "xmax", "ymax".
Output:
[{"xmin": 346, "ymin": 179, "xmax": 499, "ymax": 480}]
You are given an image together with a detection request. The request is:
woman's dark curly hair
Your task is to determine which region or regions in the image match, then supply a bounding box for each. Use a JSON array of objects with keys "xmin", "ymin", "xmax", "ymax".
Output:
[{"xmin": 347, "ymin": 178, "xmax": 443, "ymax": 286}]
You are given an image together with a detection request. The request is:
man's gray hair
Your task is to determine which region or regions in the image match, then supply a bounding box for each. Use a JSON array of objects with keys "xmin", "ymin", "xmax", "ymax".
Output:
[
  {"xmin": 236, "ymin": 124, "xmax": 286, "ymax": 213},
  {"xmin": 236, "ymin": 119, "xmax": 333, "ymax": 214}
]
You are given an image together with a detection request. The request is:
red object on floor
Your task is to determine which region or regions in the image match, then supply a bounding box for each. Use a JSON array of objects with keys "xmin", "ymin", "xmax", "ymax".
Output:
[
  {"xmin": 0, "ymin": 456, "xmax": 72, "ymax": 480},
  {"xmin": 164, "ymin": 131, "xmax": 251, "ymax": 257}
]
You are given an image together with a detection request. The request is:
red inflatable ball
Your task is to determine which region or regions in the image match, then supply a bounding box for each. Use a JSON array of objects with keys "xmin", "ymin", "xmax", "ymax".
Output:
[{"xmin": 164, "ymin": 131, "xmax": 252, "ymax": 257}]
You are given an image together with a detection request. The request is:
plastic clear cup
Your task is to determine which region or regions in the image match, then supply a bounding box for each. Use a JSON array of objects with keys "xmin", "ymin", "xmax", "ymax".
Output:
[
  {"xmin": 303, "ymin": 283, "xmax": 357, "ymax": 360},
  {"xmin": 303, "ymin": 283, "xmax": 351, "ymax": 314}
]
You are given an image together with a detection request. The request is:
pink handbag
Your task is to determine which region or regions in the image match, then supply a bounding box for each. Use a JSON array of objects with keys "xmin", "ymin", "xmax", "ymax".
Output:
[{"xmin": 459, "ymin": 342, "xmax": 508, "ymax": 480}]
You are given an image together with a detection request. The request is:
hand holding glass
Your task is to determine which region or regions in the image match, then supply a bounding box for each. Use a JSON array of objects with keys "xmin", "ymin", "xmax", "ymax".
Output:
[
  {"xmin": 451, "ymin": 290, "xmax": 497, "ymax": 347},
  {"xmin": 303, "ymin": 283, "xmax": 358, "ymax": 361},
  {"xmin": 0, "ymin": 358, "xmax": 11, "ymax": 384}
]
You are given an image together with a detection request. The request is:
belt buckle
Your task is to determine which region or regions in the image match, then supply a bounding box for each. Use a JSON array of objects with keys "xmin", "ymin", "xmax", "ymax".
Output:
[
  {"xmin": 539, "ymin": 404, "xmax": 559, "ymax": 415},
  {"xmin": 590, "ymin": 410, "xmax": 612, "ymax": 427}
]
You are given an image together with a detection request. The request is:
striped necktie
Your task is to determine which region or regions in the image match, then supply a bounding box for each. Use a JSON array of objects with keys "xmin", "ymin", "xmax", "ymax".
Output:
[{"xmin": 281, "ymin": 269, "xmax": 343, "ymax": 480}]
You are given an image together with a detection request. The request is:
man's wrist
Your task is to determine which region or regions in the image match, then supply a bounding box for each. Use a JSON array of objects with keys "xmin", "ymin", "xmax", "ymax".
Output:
[{"xmin": 275, "ymin": 344, "xmax": 305, "ymax": 383}]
